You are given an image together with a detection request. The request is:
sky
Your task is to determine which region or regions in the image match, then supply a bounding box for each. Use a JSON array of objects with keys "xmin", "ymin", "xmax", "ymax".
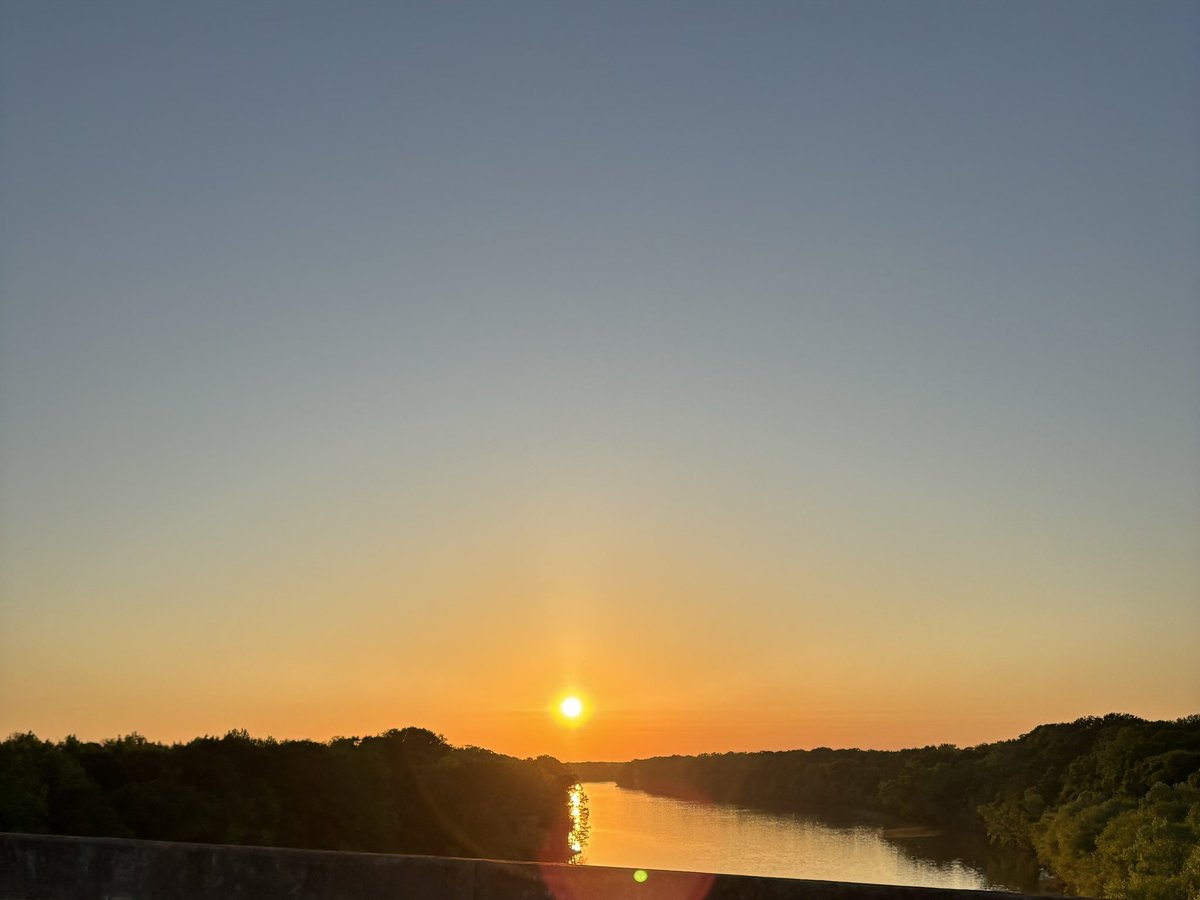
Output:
[{"xmin": 1, "ymin": 1, "xmax": 1197, "ymax": 762}]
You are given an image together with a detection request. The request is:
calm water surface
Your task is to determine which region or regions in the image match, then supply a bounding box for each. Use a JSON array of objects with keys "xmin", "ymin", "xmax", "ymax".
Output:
[{"xmin": 576, "ymin": 782, "xmax": 1041, "ymax": 892}]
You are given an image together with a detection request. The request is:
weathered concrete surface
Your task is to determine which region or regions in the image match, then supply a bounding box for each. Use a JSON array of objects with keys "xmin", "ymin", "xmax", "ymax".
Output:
[{"xmin": 0, "ymin": 832, "xmax": 1068, "ymax": 900}]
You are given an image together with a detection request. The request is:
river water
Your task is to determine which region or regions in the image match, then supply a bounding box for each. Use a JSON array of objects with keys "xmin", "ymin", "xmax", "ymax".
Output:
[{"xmin": 574, "ymin": 782, "xmax": 1048, "ymax": 893}]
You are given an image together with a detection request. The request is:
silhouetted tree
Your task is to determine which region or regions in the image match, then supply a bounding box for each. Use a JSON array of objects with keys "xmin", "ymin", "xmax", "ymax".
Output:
[{"xmin": 0, "ymin": 727, "xmax": 579, "ymax": 864}]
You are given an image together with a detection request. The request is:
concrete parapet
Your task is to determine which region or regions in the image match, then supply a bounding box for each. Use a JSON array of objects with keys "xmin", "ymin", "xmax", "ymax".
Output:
[{"xmin": 0, "ymin": 832, "xmax": 1064, "ymax": 900}]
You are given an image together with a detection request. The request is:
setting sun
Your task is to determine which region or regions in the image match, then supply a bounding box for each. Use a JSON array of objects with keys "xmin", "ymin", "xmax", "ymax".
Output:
[{"xmin": 560, "ymin": 696, "xmax": 583, "ymax": 719}]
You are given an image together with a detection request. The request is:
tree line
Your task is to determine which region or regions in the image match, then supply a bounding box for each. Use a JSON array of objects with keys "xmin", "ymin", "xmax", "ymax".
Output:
[
  {"xmin": 0, "ymin": 726, "xmax": 579, "ymax": 863},
  {"xmin": 613, "ymin": 714, "xmax": 1199, "ymax": 899}
]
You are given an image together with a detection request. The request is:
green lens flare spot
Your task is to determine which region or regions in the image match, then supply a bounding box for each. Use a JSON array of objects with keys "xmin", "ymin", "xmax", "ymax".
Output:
[{"xmin": 633, "ymin": 870, "xmax": 649, "ymax": 884}]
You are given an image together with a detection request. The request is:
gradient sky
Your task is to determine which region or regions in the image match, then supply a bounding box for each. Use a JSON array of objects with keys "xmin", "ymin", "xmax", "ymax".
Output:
[{"xmin": 2, "ymin": 2, "xmax": 1197, "ymax": 761}]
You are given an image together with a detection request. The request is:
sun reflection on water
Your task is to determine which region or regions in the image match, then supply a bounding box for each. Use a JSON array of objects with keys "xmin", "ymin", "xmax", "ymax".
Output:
[{"xmin": 567, "ymin": 783, "xmax": 590, "ymax": 862}]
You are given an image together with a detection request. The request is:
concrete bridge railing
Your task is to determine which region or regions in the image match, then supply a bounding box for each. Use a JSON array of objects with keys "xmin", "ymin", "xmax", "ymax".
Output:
[{"xmin": 1, "ymin": 833, "xmax": 1062, "ymax": 900}]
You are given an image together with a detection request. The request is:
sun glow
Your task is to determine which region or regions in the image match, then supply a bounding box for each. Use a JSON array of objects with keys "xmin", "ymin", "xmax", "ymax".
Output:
[
  {"xmin": 551, "ymin": 692, "xmax": 591, "ymax": 731},
  {"xmin": 560, "ymin": 696, "xmax": 583, "ymax": 718}
]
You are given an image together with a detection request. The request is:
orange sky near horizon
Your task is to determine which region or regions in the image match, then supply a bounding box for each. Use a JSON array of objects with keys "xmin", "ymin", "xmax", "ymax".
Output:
[
  {"xmin": 3, "ymin": 457, "xmax": 1197, "ymax": 759},
  {"xmin": 3, "ymin": 466, "xmax": 1197, "ymax": 760},
  {"xmin": 6, "ymin": 687, "xmax": 1197, "ymax": 763}
]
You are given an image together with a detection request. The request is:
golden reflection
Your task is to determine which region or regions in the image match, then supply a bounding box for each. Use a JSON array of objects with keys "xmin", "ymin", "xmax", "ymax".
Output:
[{"xmin": 567, "ymin": 783, "xmax": 590, "ymax": 861}]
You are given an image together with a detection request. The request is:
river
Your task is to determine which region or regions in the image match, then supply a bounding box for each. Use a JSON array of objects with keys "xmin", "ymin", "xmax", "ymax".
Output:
[{"xmin": 574, "ymin": 782, "xmax": 1051, "ymax": 893}]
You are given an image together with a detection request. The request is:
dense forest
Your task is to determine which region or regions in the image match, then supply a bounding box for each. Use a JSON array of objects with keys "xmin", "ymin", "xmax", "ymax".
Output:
[
  {"xmin": 0, "ymin": 727, "xmax": 579, "ymax": 863},
  {"xmin": 4, "ymin": 716, "xmax": 1196, "ymax": 897},
  {"xmin": 613, "ymin": 714, "xmax": 1200, "ymax": 899}
]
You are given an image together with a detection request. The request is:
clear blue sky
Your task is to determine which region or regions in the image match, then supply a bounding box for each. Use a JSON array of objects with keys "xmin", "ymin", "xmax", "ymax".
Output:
[{"xmin": 2, "ymin": 2, "xmax": 1197, "ymax": 757}]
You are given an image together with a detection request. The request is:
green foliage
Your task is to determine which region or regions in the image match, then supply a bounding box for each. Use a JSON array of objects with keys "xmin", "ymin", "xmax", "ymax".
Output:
[
  {"xmin": 617, "ymin": 714, "xmax": 1200, "ymax": 898},
  {"xmin": 1075, "ymin": 775, "xmax": 1200, "ymax": 900},
  {"xmin": 1033, "ymin": 792, "xmax": 1135, "ymax": 895},
  {"xmin": 0, "ymin": 727, "xmax": 579, "ymax": 864},
  {"xmin": 977, "ymin": 787, "xmax": 1045, "ymax": 850}
]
